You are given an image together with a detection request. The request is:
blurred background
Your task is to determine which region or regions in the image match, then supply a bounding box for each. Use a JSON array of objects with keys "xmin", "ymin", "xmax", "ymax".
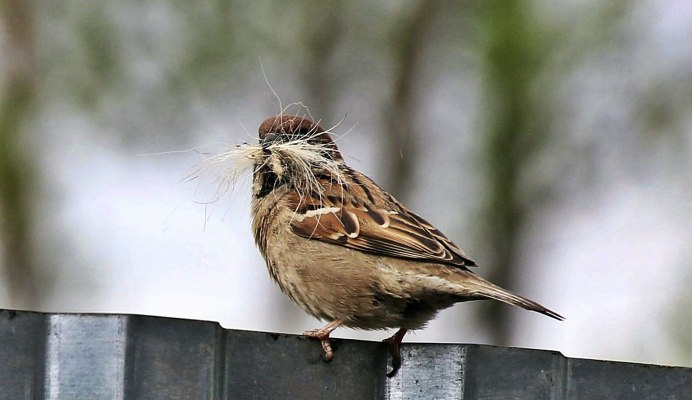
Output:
[{"xmin": 1, "ymin": 0, "xmax": 691, "ymax": 368}]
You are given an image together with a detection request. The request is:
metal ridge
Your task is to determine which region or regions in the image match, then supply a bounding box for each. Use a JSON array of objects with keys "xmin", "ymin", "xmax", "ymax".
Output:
[{"xmin": 1, "ymin": 309, "xmax": 690, "ymax": 399}]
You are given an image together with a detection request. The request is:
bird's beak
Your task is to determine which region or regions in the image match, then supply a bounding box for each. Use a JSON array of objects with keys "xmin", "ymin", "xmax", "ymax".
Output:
[{"xmin": 262, "ymin": 132, "xmax": 278, "ymax": 149}]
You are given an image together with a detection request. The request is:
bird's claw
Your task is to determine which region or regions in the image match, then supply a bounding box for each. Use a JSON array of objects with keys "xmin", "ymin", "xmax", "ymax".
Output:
[
  {"xmin": 382, "ymin": 328, "xmax": 407, "ymax": 378},
  {"xmin": 383, "ymin": 337, "xmax": 402, "ymax": 377},
  {"xmin": 302, "ymin": 321, "xmax": 341, "ymax": 363}
]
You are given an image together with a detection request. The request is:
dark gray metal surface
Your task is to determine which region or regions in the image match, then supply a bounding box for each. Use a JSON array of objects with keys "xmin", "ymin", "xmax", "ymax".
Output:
[{"xmin": 1, "ymin": 309, "xmax": 690, "ymax": 399}]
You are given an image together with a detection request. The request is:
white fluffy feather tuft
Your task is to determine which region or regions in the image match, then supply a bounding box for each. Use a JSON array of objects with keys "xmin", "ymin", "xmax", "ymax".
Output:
[{"xmin": 188, "ymin": 130, "xmax": 347, "ymax": 204}]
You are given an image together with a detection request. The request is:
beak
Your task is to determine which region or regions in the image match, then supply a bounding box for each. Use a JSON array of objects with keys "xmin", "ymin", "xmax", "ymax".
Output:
[{"xmin": 261, "ymin": 132, "xmax": 278, "ymax": 149}]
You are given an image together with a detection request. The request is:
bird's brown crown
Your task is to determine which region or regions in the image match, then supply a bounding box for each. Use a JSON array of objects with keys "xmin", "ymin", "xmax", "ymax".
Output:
[{"xmin": 258, "ymin": 114, "xmax": 341, "ymax": 159}]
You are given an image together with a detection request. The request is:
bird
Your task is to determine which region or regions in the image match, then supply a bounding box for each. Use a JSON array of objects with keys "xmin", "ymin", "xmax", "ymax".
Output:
[{"xmin": 249, "ymin": 113, "xmax": 563, "ymax": 377}]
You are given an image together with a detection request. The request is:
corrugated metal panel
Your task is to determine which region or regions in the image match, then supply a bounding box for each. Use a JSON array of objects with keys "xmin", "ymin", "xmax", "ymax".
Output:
[{"xmin": 1, "ymin": 309, "xmax": 690, "ymax": 399}]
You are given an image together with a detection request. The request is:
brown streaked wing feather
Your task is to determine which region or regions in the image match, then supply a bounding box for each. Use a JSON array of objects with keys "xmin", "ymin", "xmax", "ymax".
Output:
[
  {"xmin": 289, "ymin": 191, "xmax": 476, "ymax": 268},
  {"xmin": 397, "ymin": 206, "xmax": 474, "ymax": 264}
]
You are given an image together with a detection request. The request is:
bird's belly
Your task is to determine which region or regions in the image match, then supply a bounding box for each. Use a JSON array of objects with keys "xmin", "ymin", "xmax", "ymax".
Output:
[{"xmin": 264, "ymin": 238, "xmax": 457, "ymax": 330}]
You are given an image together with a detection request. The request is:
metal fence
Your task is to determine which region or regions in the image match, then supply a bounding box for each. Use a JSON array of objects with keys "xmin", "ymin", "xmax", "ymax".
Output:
[{"xmin": 1, "ymin": 309, "xmax": 690, "ymax": 399}]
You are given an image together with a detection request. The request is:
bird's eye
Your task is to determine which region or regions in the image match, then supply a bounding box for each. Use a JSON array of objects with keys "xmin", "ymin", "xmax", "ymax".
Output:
[{"xmin": 262, "ymin": 132, "xmax": 279, "ymax": 148}]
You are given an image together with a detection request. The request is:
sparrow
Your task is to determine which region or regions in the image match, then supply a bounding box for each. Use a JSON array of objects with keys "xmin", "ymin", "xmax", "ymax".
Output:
[{"xmin": 249, "ymin": 114, "xmax": 563, "ymax": 377}]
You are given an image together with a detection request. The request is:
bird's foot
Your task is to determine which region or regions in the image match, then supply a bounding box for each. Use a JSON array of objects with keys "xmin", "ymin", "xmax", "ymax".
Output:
[
  {"xmin": 382, "ymin": 328, "xmax": 408, "ymax": 378},
  {"xmin": 303, "ymin": 320, "xmax": 342, "ymax": 362}
]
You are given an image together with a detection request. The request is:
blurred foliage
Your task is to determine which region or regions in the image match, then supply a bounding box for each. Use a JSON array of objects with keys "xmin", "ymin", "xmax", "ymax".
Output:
[
  {"xmin": 476, "ymin": 0, "xmax": 555, "ymax": 344},
  {"xmin": 0, "ymin": 0, "xmax": 38, "ymax": 307},
  {"xmin": 39, "ymin": 2, "xmax": 124, "ymax": 109},
  {"xmin": 380, "ymin": 0, "xmax": 443, "ymax": 198}
]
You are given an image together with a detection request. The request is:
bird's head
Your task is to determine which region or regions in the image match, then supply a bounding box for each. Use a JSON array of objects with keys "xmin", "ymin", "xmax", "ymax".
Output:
[{"xmin": 253, "ymin": 114, "xmax": 345, "ymax": 199}]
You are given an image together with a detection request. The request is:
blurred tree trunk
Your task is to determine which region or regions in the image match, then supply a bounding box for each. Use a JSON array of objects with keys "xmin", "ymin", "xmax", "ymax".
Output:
[
  {"xmin": 0, "ymin": 0, "xmax": 38, "ymax": 308},
  {"xmin": 475, "ymin": 1, "xmax": 634, "ymax": 345},
  {"xmin": 381, "ymin": 0, "xmax": 442, "ymax": 199},
  {"xmin": 477, "ymin": 1, "xmax": 550, "ymax": 345},
  {"xmin": 300, "ymin": 1, "xmax": 344, "ymax": 123}
]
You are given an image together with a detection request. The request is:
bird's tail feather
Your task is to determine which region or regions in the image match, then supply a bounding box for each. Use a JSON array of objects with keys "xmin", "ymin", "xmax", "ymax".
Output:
[{"xmin": 465, "ymin": 275, "xmax": 564, "ymax": 321}]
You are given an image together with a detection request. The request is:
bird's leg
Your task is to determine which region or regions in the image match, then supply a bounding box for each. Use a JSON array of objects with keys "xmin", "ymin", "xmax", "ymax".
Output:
[
  {"xmin": 382, "ymin": 328, "xmax": 408, "ymax": 378},
  {"xmin": 303, "ymin": 319, "xmax": 342, "ymax": 362}
]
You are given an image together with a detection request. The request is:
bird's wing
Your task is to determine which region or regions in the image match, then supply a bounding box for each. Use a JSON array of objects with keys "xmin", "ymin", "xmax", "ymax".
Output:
[{"xmin": 288, "ymin": 186, "xmax": 476, "ymax": 268}]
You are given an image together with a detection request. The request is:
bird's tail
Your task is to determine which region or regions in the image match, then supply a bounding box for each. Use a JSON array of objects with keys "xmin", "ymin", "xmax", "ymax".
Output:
[{"xmin": 460, "ymin": 273, "xmax": 564, "ymax": 321}]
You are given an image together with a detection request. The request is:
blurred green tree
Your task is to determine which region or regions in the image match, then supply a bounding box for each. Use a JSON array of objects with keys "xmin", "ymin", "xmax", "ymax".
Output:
[{"xmin": 0, "ymin": 0, "xmax": 38, "ymax": 308}]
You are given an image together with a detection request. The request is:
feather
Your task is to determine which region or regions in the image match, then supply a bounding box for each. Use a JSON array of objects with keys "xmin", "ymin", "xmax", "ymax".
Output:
[{"xmin": 288, "ymin": 171, "xmax": 477, "ymax": 268}]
